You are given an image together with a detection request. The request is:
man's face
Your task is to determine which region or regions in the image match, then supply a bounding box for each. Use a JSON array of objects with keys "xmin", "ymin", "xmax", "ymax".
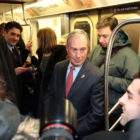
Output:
[
  {"xmin": 4, "ymin": 27, "xmax": 21, "ymax": 46},
  {"xmin": 66, "ymin": 35, "xmax": 89, "ymax": 66},
  {"xmin": 119, "ymin": 79, "xmax": 140, "ymax": 126},
  {"xmin": 97, "ymin": 26, "xmax": 112, "ymax": 48}
]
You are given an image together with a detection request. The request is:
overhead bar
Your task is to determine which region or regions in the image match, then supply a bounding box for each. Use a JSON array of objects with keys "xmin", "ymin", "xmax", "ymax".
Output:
[{"xmin": 21, "ymin": 3, "xmax": 32, "ymax": 41}]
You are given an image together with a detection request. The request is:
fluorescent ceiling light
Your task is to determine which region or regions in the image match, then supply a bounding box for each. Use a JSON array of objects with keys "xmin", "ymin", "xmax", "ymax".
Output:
[
  {"xmin": 6, "ymin": 0, "xmax": 63, "ymax": 14},
  {"xmin": 26, "ymin": 0, "xmax": 62, "ymax": 8}
]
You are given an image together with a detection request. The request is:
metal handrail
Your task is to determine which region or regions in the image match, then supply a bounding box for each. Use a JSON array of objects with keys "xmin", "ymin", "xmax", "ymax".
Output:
[
  {"xmin": 21, "ymin": 3, "xmax": 32, "ymax": 41},
  {"xmin": 108, "ymin": 101, "xmax": 120, "ymax": 116},
  {"xmin": 11, "ymin": 5, "xmax": 14, "ymax": 21},
  {"xmin": 104, "ymin": 18, "xmax": 140, "ymax": 131},
  {"xmin": 109, "ymin": 116, "xmax": 122, "ymax": 131},
  {"xmin": 8, "ymin": 3, "xmax": 32, "ymax": 41}
]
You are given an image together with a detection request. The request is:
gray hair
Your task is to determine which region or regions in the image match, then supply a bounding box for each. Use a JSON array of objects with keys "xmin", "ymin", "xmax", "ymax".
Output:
[{"xmin": 67, "ymin": 29, "xmax": 90, "ymax": 47}]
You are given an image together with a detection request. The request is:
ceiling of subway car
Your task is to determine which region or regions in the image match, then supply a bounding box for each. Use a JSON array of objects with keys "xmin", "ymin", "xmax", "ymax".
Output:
[
  {"xmin": 1, "ymin": 0, "xmax": 140, "ymax": 19},
  {"xmin": 0, "ymin": 0, "xmax": 37, "ymax": 13},
  {"xmin": 0, "ymin": 0, "xmax": 36, "ymax": 2},
  {"xmin": 24, "ymin": 0, "xmax": 140, "ymax": 18}
]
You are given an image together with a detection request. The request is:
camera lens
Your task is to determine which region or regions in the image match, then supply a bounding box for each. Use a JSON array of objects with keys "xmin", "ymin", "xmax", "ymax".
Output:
[{"xmin": 41, "ymin": 98, "xmax": 77, "ymax": 140}]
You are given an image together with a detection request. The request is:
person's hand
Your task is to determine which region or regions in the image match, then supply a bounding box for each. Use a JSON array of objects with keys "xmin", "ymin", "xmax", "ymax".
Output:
[
  {"xmin": 25, "ymin": 40, "xmax": 33, "ymax": 51},
  {"xmin": 15, "ymin": 67, "xmax": 32, "ymax": 75}
]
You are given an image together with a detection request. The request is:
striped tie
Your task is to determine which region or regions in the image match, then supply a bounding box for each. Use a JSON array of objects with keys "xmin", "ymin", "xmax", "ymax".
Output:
[{"xmin": 12, "ymin": 47, "xmax": 18, "ymax": 64}]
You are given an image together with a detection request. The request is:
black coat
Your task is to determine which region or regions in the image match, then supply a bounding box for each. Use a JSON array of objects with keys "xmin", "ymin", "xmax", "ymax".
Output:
[
  {"xmin": 32, "ymin": 45, "xmax": 67, "ymax": 94},
  {"xmin": 41, "ymin": 45, "xmax": 67, "ymax": 93},
  {"xmin": 82, "ymin": 120, "xmax": 134, "ymax": 140},
  {"xmin": 37, "ymin": 45, "xmax": 67, "ymax": 117},
  {"xmin": 0, "ymin": 35, "xmax": 20, "ymax": 107},
  {"xmin": 44, "ymin": 59, "xmax": 104, "ymax": 138}
]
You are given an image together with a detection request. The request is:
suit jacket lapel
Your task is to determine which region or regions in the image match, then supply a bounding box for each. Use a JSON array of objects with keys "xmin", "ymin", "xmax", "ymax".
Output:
[{"xmin": 67, "ymin": 60, "xmax": 88, "ymax": 99}]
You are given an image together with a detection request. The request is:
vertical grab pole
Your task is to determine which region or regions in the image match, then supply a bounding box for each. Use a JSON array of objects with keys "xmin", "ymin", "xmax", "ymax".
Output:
[
  {"xmin": 22, "ymin": 3, "xmax": 32, "ymax": 41},
  {"xmin": 104, "ymin": 18, "xmax": 140, "ymax": 131},
  {"xmin": 11, "ymin": 5, "xmax": 14, "ymax": 21},
  {"xmin": 22, "ymin": 3, "xmax": 28, "ymax": 25}
]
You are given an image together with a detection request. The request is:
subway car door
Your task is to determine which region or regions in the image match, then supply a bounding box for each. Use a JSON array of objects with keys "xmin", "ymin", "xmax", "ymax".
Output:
[{"xmin": 70, "ymin": 16, "xmax": 93, "ymax": 50}]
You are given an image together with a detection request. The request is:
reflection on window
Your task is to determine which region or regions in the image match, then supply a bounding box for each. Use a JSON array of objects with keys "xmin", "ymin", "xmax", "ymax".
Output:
[{"xmin": 74, "ymin": 21, "xmax": 90, "ymax": 40}]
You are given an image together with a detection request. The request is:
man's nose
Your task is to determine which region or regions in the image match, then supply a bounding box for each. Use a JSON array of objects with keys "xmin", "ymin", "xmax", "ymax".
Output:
[
  {"xmin": 99, "ymin": 37, "xmax": 104, "ymax": 43},
  {"xmin": 76, "ymin": 50, "xmax": 81, "ymax": 58},
  {"xmin": 14, "ymin": 35, "xmax": 19, "ymax": 41},
  {"xmin": 119, "ymin": 93, "xmax": 126, "ymax": 105}
]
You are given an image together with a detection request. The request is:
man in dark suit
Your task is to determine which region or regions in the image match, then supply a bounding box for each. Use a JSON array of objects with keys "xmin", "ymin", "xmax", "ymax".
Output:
[
  {"xmin": 3, "ymin": 21, "xmax": 33, "ymax": 112},
  {"xmin": 3, "ymin": 21, "xmax": 32, "ymax": 75},
  {"xmin": 44, "ymin": 29, "xmax": 104, "ymax": 138}
]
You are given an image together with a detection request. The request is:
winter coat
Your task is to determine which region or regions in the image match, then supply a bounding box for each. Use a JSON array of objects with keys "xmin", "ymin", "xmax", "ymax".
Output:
[
  {"xmin": 36, "ymin": 45, "xmax": 67, "ymax": 117},
  {"xmin": 88, "ymin": 30, "xmax": 140, "ymax": 108},
  {"xmin": 40, "ymin": 45, "xmax": 67, "ymax": 94}
]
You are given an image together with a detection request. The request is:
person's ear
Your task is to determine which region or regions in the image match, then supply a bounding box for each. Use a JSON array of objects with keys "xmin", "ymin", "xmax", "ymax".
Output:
[
  {"xmin": 66, "ymin": 45, "xmax": 69, "ymax": 52},
  {"xmin": 87, "ymin": 46, "xmax": 90, "ymax": 54},
  {"xmin": 3, "ymin": 31, "xmax": 7, "ymax": 37}
]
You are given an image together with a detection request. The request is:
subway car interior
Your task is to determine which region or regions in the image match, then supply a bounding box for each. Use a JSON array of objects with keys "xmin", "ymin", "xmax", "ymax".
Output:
[{"xmin": 0, "ymin": 0, "xmax": 140, "ymax": 139}]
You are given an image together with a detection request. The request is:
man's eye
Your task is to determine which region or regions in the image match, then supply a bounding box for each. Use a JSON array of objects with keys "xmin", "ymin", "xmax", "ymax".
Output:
[
  {"xmin": 80, "ymin": 48, "xmax": 86, "ymax": 52},
  {"xmin": 71, "ymin": 48, "xmax": 76, "ymax": 51},
  {"xmin": 128, "ymin": 96, "xmax": 132, "ymax": 99},
  {"xmin": 11, "ymin": 33, "xmax": 15, "ymax": 36},
  {"xmin": 103, "ymin": 35, "xmax": 108, "ymax": 38}
]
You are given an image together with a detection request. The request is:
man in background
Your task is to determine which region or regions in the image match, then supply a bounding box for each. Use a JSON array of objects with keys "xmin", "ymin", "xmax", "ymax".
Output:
[
  {"xmin": 88, "ymin": 16, "xmax": 140, "ymax": 108},
  {"xmin": 3, "ymin": 21, "xmax": 33, "ymax": 113},
  {"xmin": 3, "ymin": 21, "xmax": 32, "ymax": 75}
]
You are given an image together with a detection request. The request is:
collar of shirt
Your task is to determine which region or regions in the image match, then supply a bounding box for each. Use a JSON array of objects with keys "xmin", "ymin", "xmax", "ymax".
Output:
[
  {"xmin": 66, "ymin": 62, "xmax": 82, "ymax": 82},
  {"xmin": 7, "ymin": 44, "xmax": 13, "ymax": 52}
]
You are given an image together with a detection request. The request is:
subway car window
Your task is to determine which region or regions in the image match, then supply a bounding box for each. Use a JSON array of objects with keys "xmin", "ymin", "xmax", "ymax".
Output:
[
  {"xmin": 71, "ymin": 17, "xmax": 93, "ymax": 49},
  {"xmin": 74, "ymin": 21, "xmax": 91, "ymax": 40}
]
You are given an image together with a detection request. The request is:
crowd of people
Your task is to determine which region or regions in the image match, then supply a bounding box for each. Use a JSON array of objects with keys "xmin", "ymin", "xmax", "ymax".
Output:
[{"xmin": 0, "ymin": 16, "xmax": 140, "ymax": 140}]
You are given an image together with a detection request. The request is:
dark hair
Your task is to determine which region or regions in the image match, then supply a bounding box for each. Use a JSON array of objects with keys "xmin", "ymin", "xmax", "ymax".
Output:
[
  {"xmin": 133, "ymin": 72, "xmax": 140, "ymax": 79},
  {"xmin": 0, "ymin": 23, "xmax": 6, "ymax": 35},
  {"xmin": 5, "ymin": 21, "xmax": 22, "ymax": 33},
  {"xmin": 96, "ymin": 16, "xmax": 118, "ymax": 31}
]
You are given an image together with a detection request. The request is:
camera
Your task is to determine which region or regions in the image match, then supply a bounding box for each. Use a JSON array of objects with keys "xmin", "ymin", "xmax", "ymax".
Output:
[{"xmin": 40, "ymin": 98, "xmax": 78, "ymax": 140}]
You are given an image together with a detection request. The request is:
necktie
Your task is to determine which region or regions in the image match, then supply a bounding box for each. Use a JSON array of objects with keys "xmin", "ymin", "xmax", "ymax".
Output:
[
  {"xmin": 66, "ymin": 66, "xmax": 75, "ymax": 97},
  {"xmin": 12, "ymin": 47, "xmax": 18, "ymax": 64}
]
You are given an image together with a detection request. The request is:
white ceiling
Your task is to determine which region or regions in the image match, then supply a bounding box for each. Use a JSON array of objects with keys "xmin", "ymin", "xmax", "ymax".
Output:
[
  {"xmin": 1, "ymin": 0, "xmax": 140, "ymax": 19},
  {"xmin": 0, "ymin": 0, "xmax": 37, "ymax": 13}
]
